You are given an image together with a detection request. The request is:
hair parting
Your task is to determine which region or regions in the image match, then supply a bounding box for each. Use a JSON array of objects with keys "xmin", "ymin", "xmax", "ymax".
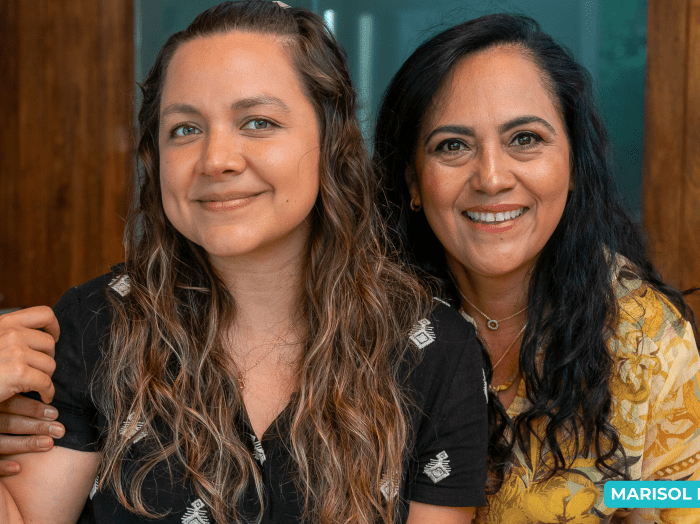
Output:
[{"xmin": 97, "ymin": 2, "xmax": 431, "ymax": 523}]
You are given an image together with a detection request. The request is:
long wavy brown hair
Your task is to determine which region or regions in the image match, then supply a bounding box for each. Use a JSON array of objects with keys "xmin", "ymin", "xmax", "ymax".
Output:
[{"xmin": 96, "ymin": 2, "xmax": 431, "ymax": 523}]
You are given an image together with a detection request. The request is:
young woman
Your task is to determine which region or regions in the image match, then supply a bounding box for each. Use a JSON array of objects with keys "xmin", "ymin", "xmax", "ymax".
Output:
[
  {"xmin": 373, "ymin": 13, "xmax": 700, "ymax": 523},
  {"xmin": 0, "ymin": 2, "xmax": 488, "ymax": 523}
]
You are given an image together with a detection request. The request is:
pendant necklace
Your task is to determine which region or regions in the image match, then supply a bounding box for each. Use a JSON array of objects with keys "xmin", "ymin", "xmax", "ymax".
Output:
[
  {"xmin": 461, "ymin": 307, "xmax": 527, "ymax": 393},
  {"xmin": 457, "ymin": 288, "xmax": 527, "ymax": 330}
]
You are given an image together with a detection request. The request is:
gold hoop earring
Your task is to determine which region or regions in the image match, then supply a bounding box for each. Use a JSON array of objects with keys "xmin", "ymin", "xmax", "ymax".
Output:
[{"xmin": 410, "ymin": 198, "xmax": 422, "ymax": 212}]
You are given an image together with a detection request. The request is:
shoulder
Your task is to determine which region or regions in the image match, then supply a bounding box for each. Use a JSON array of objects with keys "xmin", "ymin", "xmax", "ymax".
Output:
[
  {"xmin": 53, "ymin": 268, "xmax": 128, "ymax": 355},
  {"xmin": 609, "ymin": 263, "xmax": 698, "ymax": 387},
  {"xmin": 408, "ymin": 300, "xmax": 487, "ymax": 403},
  {"xmin": 54, "ymin": 268, "xmax": 126, "ymax": 316},
  {"xmin": 409, "ymin": 299, "xmax": 481, "ymax": 362}
]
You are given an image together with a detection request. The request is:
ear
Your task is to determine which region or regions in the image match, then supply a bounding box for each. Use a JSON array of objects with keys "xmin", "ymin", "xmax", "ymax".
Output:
[{"xmin": 404, "ymin": 164, "xmax": 421, "ymax": 207}]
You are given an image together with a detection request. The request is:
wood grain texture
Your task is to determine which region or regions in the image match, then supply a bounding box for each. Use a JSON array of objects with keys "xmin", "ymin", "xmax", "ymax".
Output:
[
  {"xmin": 643, "ymin": 1, "xmax": 687, "ymax": 288},
  {"xmin": 682, "ymin": 0, "xmax": 700, "ymax": 316},
  {"xmin": 0, "ymin": 0, "xmax": 133, "ymax": 308},
  {"xmin": 644, "ymin": 0, "xmax": 700, "ymax": 318}
]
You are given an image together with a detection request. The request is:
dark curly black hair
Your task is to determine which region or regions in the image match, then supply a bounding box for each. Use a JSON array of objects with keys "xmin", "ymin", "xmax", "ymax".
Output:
[{"xmin": 373, "ymin": 12, "xmax": 697, "ymax": 491}]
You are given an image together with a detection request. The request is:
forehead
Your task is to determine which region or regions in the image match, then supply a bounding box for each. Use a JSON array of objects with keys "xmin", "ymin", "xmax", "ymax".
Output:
[
  {"xmin": 160, "ymin": 31, "xmax": 306, "ymax": 108},
  {"xmin": 425, "ymin": 46, "xmax": 562, "ymax": 129}
]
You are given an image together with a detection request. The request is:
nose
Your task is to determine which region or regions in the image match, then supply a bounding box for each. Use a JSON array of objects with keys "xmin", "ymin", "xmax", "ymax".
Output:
[
  {"xmin": 199, "ymin": 128, "xmax": 246, "ymax": 177},
  {"xmin": 469, "ymin": 144, "xmax": 516, "ymax": 195}
]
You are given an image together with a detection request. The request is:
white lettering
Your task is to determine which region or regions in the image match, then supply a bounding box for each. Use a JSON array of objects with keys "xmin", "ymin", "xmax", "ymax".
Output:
[
  {"xmin": 670, "ymin": 488, "xmax": 681, "ymax": 500},
  {"xmin": 611, "ymin": 487, "xmax": 626, "ymax": 500},
  {"xmin": 628, "ymin": 488, "xmax": 639, "ymax": 500},
  {"xmin": 683, "ymin": 488, "xmax": 692, "ymax": 500}
]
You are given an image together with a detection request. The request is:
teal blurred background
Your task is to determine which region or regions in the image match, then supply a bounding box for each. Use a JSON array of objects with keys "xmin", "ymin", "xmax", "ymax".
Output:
[{"xmin": 135, "ymin": 0, "xmax": 646, "ymax": 217}]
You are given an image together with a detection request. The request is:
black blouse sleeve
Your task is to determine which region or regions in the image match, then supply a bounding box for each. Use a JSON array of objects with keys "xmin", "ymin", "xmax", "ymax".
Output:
[
  {"xmin": 49, "ymin": 273, "xmax": 114, "ymax": 453},
  {"xmin": 407, "ymin": 302, "xmax": 489, "ymax": 508}
]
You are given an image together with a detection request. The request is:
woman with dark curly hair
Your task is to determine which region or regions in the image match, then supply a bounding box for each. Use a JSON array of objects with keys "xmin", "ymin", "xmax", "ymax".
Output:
[
  {"xmin": 373, "ymin": 12, "xmax": 700, "ymax": 523},
  {"xmin": 0, "ymin": 2, "xmax": 489, "ymax": 523}
]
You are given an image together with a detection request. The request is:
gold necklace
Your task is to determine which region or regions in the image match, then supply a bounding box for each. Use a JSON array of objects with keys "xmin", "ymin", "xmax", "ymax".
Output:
[
  {"xmin": 462, "ymin": 308, "xmax": 526, "ymax": 393},
  {"xmin": 236, "ymin": 326, "xmax": 297, "ymax": 391},
  {"xmin": 237, "ymin": 344, "xmax": 281, "ymax": 390},
  {"xmin": 490, "ymin": 322, "xmax": 527, "ymax": 371},
  {"xmin": 489, "ymin": 324, "xmax": 526, "ymax": 393},
  {"xmin": 457, "ymin": 288, "xmax": 527, "ymax": 330}
]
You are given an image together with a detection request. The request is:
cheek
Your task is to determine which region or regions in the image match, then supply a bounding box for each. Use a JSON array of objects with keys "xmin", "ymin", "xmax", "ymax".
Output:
[{"xmin": 419, "ymin": 166, "xmax": 462, "ymax": 220}]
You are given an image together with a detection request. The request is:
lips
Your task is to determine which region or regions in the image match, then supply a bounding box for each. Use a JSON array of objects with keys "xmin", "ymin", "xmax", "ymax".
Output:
[
  {"xmin": 197, "ymin": 190, "xmax": 263, "ymax": 202},
  {"xmin": 465, "ymin": 207, "xmax": 525, "ymax": 224},
  {"xmin": 196, "ymin": 190, "xmax": 264, "ymax": 211}
]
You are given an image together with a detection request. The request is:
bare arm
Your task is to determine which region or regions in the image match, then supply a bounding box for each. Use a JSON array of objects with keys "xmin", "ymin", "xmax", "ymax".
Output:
[
  {"xmin": 0, "ymin": 308, "xmax": 63, "ymax": 476},
  {"xmin": 0, "ymin": 447, "xmax": 99, "ymax": 523},
  {"xmin": 406, "ymin": 501, "xmax": 474, "ymax": 524}
]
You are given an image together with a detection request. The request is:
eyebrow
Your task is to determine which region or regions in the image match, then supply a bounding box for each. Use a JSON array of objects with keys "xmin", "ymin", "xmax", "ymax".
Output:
[
  {"xmin": 160, "ymin": 103, "xmax": 202, "ymax": 121},
  {"xmin": 423, "ymin": 115, "xmax": 557, "ymax": 145},
  {"xmin": 231, "ymin": 95, "xmax": 291, "ymax": 113},
  {"xmin": 498, "ymin": 116, "xmax": 556, "ymax": 135},
  {"xmin": 160, "ymin": 96, "xmax": 291, "ymax": 122}
]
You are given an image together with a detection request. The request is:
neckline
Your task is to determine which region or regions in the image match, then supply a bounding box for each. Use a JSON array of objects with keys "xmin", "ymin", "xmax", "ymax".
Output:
[
  {"xmin": 460, "ymin": 308, "xmax": 526, "ymax": 416},
  {"xmin": 240, "ymin": 391, "xmax": 298, "ymax": 444}
]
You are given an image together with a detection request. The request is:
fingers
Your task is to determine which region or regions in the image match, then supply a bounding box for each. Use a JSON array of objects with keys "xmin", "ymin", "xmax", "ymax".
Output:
[
  {"xmin": 0, "ymin": 396, "xmax": 64, "ymax": 460},
  {"xmin": 0, "ymin": 356, "xmax": 56, "ymax": 404},
  {"xmin": 0, "ymin": 306, "xmax": 59, "ymax": 343},
  {"xmin": 0, "ymin": 412, "xmax": 64, "ymax": 439},
  {"xmin": 0, "ymin": 310, "xmax": 58, "ymax": 404},
  {"xmin": 0, "ymin": 459, "xmax": 21, "ymax": 476},
  {"xmin": 0, "ymin": 433, "xmax": 56, "ymax": 455},
  {"xmin": 0, "ymin": 312, "xmax": 58, "ymax": 359},
  {"xmin": 0, "ymin": 395, "xmax": 58, "ymax": 420}
]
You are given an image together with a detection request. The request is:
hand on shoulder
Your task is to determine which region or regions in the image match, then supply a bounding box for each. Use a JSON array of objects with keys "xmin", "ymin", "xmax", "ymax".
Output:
[{"xmin": 0, "ymin": 307, "xmax": 64, "ymax": 476}]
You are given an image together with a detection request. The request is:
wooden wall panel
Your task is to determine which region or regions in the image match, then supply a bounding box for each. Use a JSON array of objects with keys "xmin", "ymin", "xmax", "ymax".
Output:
[
  {"xmin": 644, "ymin": 0, "xmax": 700, "ymax": 316},
  {"xmin": 0, "ymin": 0, "xmax": 21, "ymax": 307},
  {"xmin": 0, "ymin": 0, "xmax": 133, "ymax": 308},
  {"xmin": 682, "ymin": 1, "xmax": 700, "ymax": 316},
  {"xmin": 643, "ymin": 2, "xmax": 687, "ymax": 287}
]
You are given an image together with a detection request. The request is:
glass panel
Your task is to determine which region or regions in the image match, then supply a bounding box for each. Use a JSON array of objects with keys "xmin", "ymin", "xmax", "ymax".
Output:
[{"xmin": 136, "ymin": 0, "xmax": 646, "ymax": 216}]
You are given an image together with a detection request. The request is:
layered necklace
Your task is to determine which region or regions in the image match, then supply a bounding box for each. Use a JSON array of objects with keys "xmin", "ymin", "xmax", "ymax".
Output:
[
  {"xmin": 458, "ymin": 289, "xmax": 527, "ymax": 330},
  {"xmin": 457, "ymin": 288, "xmax": 527, "ymax": 392}
]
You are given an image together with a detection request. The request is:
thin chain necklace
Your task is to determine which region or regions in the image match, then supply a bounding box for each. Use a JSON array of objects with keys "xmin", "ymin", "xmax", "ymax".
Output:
[
  {"xmin": 489, "ymin": 323, "xmax": 526, "ymax": 392},
  {"xmin": 460, "ymin": 308, "xmax": 526, "ymax": 393},
  {"xmin": 237, "ymin": 345, "xmax": 279, "ymax": 390},
  {"xmin": 236, "ymin": 326, "xmax": 297, "ymax": 391},
  {"xmin": 457, "ymin": 288, "xmax": 527, "ymax": 330}
]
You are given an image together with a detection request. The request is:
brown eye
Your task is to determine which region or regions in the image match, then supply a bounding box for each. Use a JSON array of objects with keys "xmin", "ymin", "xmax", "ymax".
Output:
[
  {"xmin": 436, "ymin": 139, "xmax": 466, "ymax": 153},
  {"xmin": 512, "ymin": 132, "xmax": 542, "ymax": 148}
]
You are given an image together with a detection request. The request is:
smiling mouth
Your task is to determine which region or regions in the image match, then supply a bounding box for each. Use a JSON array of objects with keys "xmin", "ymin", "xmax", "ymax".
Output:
[
  {"xmin": 198, "ymin": 192, "xmax": 263, "ymax": 211},
  {"xmin": 465, "ymin": 207, "xmax": 525, "ymax": 224}
]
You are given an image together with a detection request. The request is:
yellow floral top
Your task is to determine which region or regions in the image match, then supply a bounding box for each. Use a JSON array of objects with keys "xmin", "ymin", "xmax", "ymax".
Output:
[{"xmin": 475, "ymin": 264, "xmax": 700, "ymax": 524}]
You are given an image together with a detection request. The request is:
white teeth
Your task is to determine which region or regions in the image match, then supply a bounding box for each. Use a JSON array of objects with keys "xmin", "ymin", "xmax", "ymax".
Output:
[{"xmin": 466, "ymin": 207, "xmax": 524, "ymax": 223}]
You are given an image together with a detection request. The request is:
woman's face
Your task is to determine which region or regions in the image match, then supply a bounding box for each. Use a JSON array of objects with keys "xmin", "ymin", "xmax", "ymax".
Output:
[
  {"xmin": 158, "ymin": 32, "xmax": 320, "ymax": 265},
  {"xmin": 409, "ymin": 46, "xmax": 571, "ymax": 280}
]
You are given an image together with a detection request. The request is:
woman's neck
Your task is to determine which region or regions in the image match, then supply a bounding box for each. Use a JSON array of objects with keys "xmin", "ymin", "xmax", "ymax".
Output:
[
  {"xmin": 447, "ymin": 257, "xmax": 530, "ymax": 320},
  {"xmin": 210, "ymin": 238, "xmax": 307, "ymax": 343}
]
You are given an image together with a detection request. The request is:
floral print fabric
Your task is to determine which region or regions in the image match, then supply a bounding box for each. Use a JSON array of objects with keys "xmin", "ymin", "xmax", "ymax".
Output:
[{"xmin": 477, "ymin": 264, "xmax": 700, "ymax": 523}]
